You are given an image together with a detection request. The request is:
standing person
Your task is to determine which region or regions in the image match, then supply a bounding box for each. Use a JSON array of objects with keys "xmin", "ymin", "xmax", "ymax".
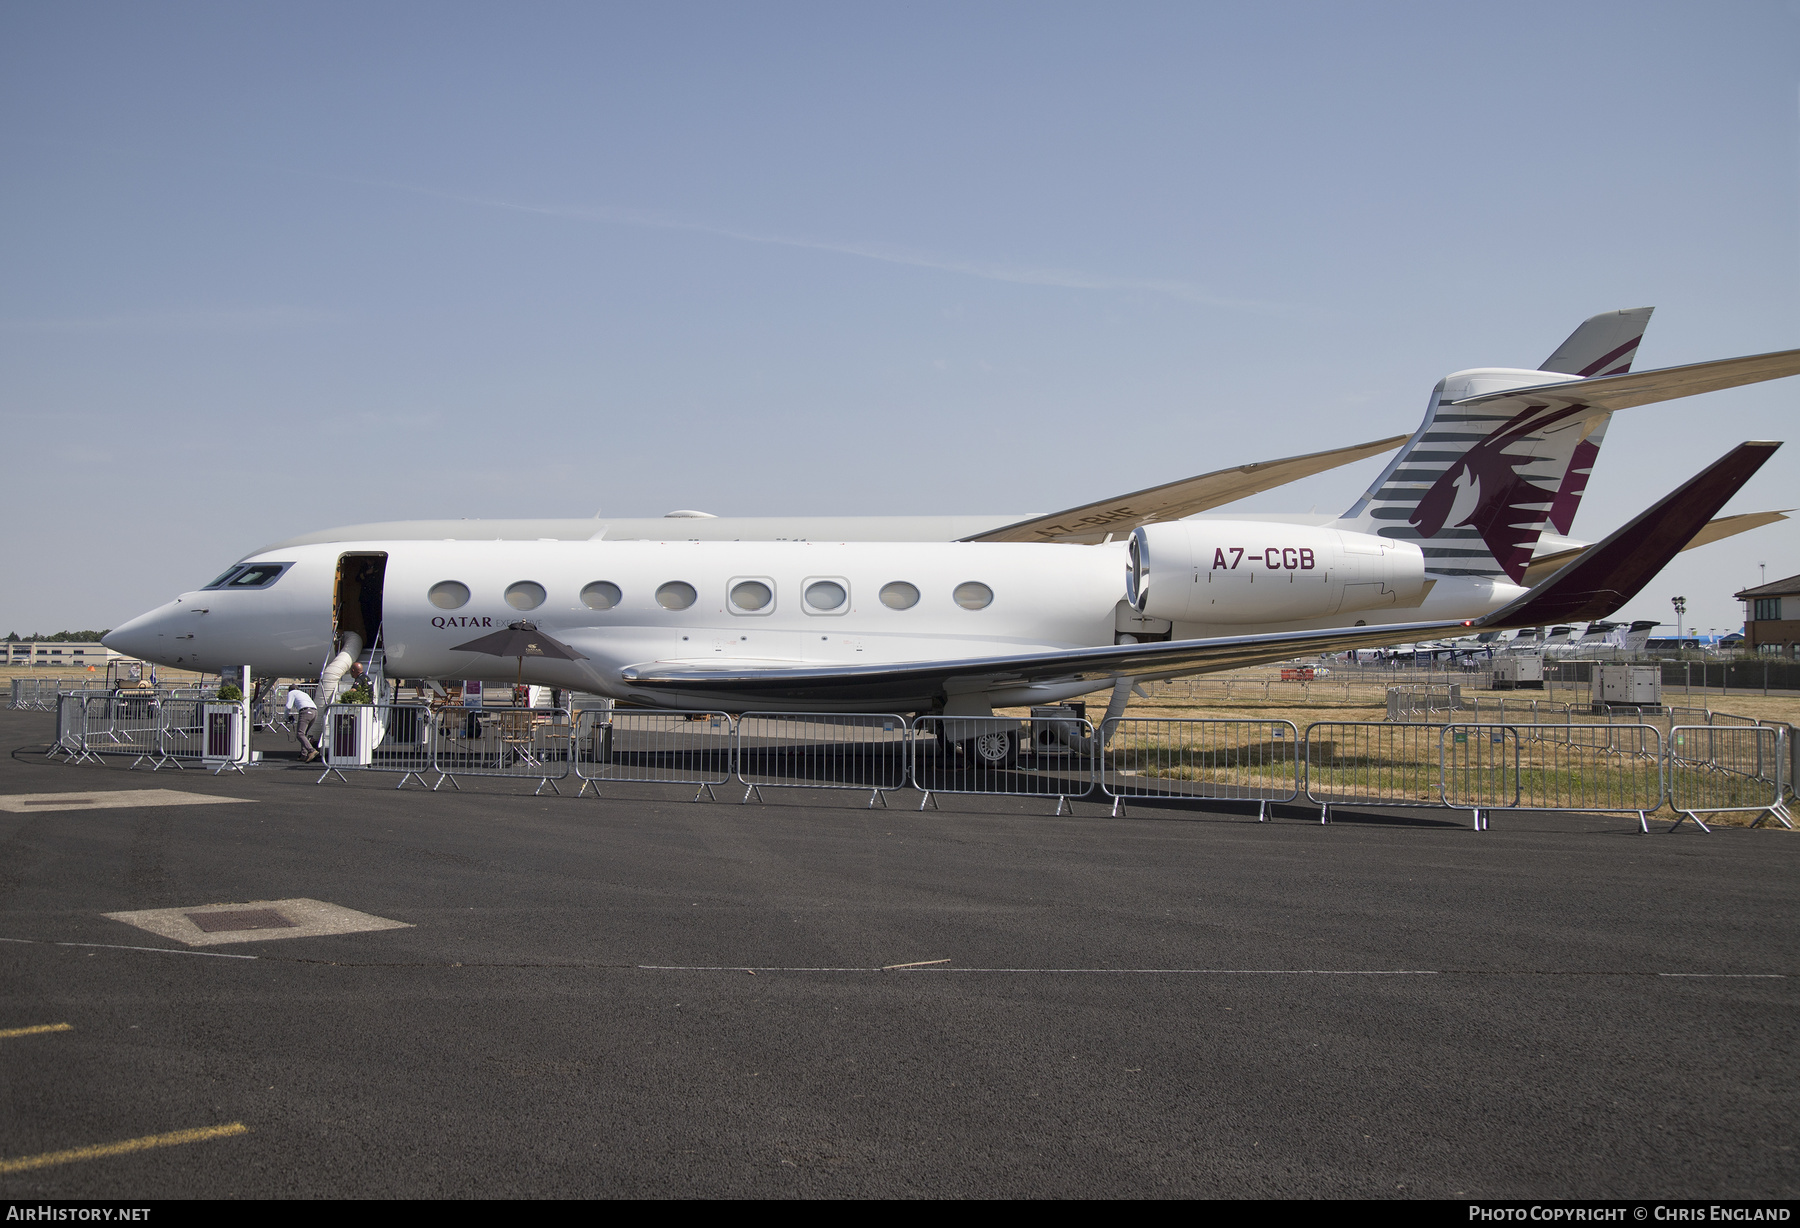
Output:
[{"xmin": 286, "ymin": 686, "xmax": 320, "ymax": 762}]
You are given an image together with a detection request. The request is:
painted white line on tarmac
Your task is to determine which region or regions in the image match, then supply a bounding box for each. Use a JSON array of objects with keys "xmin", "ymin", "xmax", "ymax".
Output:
[{"xmin": 0, "ymin": 936, "xmax": 258, "ymax": 960}]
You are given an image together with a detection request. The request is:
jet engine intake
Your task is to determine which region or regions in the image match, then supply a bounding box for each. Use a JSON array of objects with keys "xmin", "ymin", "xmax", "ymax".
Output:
[{"xmin": 1128, "ymin": 521, "xmax": 1426, "ymax": 623}]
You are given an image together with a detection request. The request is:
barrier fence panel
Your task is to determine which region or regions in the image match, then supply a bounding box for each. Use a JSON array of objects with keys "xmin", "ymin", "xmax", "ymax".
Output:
[
  {"xmin": 142, "ymin": 698, "xmax": 206, "ymax": 769},
  {"xmin": 1099, "ymin": 718, "xmax": 1301, "ymax": 818},
  {"xmin": 910, "ymin": 716, "xmax": 1096, "ymax": 812},
  {"xmin": 51, "ymin": 693, "xmax": 97, "ymax": 763},
  {"xmin": 308, "ymin": 701, "xmax": 438, "ymax": 787},
  {"xmin": 27, "ymin": 679, "xmax": 77, "ymax": 710},
  {"xmin": 1303, "ymin": 721, "xmax": 1445, "ymax": 821},
  {"xmin": 86, "ymin": 693, "xmax": 163, "ymax": 764},
  {"xmin": 1437, "ymin": 724, "xmax": 1519, "ymax": 829},
  {"xmin": 1439, "ymin": 723, "xmax": 1667, "ymax": 831},
  {"xmin": 735, "ymin": 713, "xmax": 909, "ymax": 806},
  {"xmin": 573, "ymin": 709, "xmax": 734, "ymax": 800},
  {"xmin": 1666, "ymin": 724, "xmax": 1791, "ymax": 831},
  {"xmin": 426, "ymin": 704, "xmax": 574, "ymax": 793}
]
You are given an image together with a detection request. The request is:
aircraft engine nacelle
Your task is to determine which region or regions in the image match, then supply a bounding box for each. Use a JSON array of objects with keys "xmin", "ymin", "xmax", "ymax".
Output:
[{"xmin": 1126, "ymin": 521, "xmax": 1427, "ymax": 624}]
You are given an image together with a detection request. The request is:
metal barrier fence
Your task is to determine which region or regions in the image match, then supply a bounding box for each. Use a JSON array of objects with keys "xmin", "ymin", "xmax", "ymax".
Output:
[
  {"xmin": 147, "ymin": 698, "xmax": 208, "ymax": 769},
  {"xmin": 83, "ymin": 692, "xmax": 165, "ymax": 765},
  {"xmin": 1666, "ymin": 725, "xmax": 1792, "ymax": 831},
  {"xmin": 735, "ymin": 713, "xmax": 909, "ymax": 805},
  {"xmin": 1099, "ymin": 718, "xmax": 1300, "ymax": 818},
  {"xmin": 573, "ymin": 709, "xmax": 735, "ymax": 801},
  {"xmin": 911, "ymin": 715, "xmax": 1096, "ymax": 812},
  {"xmin": 1302, "ymin": 722, "xmax": 1446, "ymax": 822},
  {"xmin": 425, "ymin": 704, "xmax": 574, "ymax": 793},
  {"xmin": 1386, "ymin": 686, "xmax": 1463, "ymax": 722},
  {"xmin": 1440, "ymin": 723, "xmax": 1665, "ymax": 831},
  {"xmin": 27, "ymin": 687, "xmax": 1798, "ymax": 833},
  {"xmin": 310, "ymin": 701, "xmax": 438, "ymax": 788},
  {"xmin": 51, "ymin": 693, "xmax": 99, "ymax": 763},
  {"xmin": 12, "ymin": 677, "xmax": 73, "ymax": 710}
]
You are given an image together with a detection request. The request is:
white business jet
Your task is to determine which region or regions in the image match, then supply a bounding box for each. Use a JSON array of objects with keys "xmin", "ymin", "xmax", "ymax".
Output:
[
  {"xmin": 106, "ymin": 325, "xmax": 1796, "ymax": 723},
  {"xmin": 253, "ymin": 309, "xmax": 1791, "ymax": 631}
]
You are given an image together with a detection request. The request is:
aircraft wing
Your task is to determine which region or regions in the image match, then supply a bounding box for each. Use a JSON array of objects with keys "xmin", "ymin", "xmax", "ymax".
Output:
[
  {"xmin": 957, "ymin": 435, "xmax": 1408, "ymax": 544},
  {"xmin": 623, "ymin": 442, "xmax": 1777, "ymax": 707},
  {"xmin": 1450, "ymin": 348, "xmax": 1800, "ymax": 414},
  {"xmin": 1518, "ymin": 508, "xmax": 1791, "ymax": 588}
]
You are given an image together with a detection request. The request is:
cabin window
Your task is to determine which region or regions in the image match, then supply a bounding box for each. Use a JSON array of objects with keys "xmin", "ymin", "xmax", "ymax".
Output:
[
  {"xmin": 581, "ymin": 581, "xmax": 622, "ymax": 610},
  {"xmin": 656, "ymin": 581, "xmax": 697, "ymax": 611},
  {"xmin": 804, "ymin": 580, "xmax": 848, "ymax": 613},
  {"xmin": 429, "ymin": 581, "xmax": 471, "ymax": 610},
  {"xmin": 505, "ymin": 582, "xmax": 547, "ymax": 611},
  {"xmin": 729, "ymin": 579, "xmax": 774, "ymax": 613},
  {"xmin": 953, "ymin": 581, "xmax": 993, "ymax": 610},
  {"xmin": 879, "ymin": 581, "xmax": 920, "ymax": 610}
]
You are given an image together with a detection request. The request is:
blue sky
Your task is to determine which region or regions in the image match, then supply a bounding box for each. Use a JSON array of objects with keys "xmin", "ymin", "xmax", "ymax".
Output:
[{"xmin": 3, "ymin": 2, "xmax": 1796, "ymax": 639}]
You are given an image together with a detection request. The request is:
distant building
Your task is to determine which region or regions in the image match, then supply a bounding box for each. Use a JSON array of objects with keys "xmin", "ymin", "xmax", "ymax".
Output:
[
  {"xmin": 1735, "ymin": 572, "xmax": 1800, "ymax": 659},
  {"xmin": 2, "ymin": 641, "xmax": 125, "ymax": 669}
]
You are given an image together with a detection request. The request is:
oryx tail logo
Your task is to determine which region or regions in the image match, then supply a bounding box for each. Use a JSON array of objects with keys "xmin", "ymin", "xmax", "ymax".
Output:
[{"xmin": 1409, "ymin": 403, "xmax": 1586, "ymax": 584}]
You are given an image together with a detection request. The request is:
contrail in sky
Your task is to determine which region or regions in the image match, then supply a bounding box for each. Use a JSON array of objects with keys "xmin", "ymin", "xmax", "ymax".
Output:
[{"xmin": 361, "ymin": 176, "xmax": 1282, "ymax": 312}]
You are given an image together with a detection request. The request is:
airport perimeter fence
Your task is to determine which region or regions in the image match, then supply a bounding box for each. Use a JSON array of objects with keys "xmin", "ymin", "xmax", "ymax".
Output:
[{"xmin": 34, "ymin": 692, "xmax": 1793, "ymax": 830}]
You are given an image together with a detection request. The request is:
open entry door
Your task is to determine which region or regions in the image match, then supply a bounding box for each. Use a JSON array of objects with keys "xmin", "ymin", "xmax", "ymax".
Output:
[{"xmin": 332, "ymin": 553, "xmax": 387, "ymax": 657}]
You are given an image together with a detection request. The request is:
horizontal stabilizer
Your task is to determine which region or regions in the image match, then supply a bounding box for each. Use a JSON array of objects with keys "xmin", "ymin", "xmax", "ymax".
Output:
[
  {"xmin": 1681, "ymin": 508, "xmax": 1792, "ymax": 552},
  {"xmin": 1453, "ymin": 348, "xmax": 1800, "ymax": 414},
  {"xmin": 961, "ymin": 435, "xmax": 1407, "ymax": 544},
  {"xmin": 1480, "ymin": 442, "xmax": 1780, "ymax": 627},
  {"xmin": 1518, "ymin": 508, "xmax": 1792, "ymax": 588}
]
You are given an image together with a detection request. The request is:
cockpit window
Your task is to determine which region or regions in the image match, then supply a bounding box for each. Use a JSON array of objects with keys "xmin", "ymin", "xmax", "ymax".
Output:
[
  {"xmin": 205, "ymin": 562, "xmax": 291, "ymax": 590},
  {"xmin": 206, "ymin": 565, "xmax": 247, "ymax": 588}
]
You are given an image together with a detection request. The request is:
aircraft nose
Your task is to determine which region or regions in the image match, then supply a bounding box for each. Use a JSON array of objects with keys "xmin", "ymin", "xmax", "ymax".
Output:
[{"xmin": 104, "ymin": 601, "xmax": 184, "ymax": 663}]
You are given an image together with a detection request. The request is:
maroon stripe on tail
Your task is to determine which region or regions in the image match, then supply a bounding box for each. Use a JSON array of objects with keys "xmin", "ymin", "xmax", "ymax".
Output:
[
  {"xmin": 1547, "ymin": 439, "xmax": 1601, "ymax": 535},
  {"xmin": 1576, "ymin": 335, "xmax": 1643, "ymax": 377}
]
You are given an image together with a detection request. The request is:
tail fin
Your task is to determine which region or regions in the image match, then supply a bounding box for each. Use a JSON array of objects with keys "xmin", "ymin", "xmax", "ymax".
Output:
[
  {"xmin": 1339, "ymin": 309, "xmax": 1655, "ymax": 582},
  {"xmin": 1540, "ymin": 308, "xmax": 1653, "ymax": 377},
  {"xmin": 1540, "ymin": 308, "xmax": 1652, "ymax": 533},
  {"xmin": 1623, "ymin": 620, "xmax": 1659, "ymax": 652}
]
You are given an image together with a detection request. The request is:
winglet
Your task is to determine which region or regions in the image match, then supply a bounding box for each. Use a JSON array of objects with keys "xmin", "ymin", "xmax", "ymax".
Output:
[{"xmin": 1480, "ymin": 442, "xmax": 1780, "ymax": 629}]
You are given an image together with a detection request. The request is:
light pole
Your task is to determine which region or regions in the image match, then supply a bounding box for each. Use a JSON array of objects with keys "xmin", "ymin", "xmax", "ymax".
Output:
[{"xmin": 1672, "ymin": 596, "xmax": 1687, "ymax": 646}]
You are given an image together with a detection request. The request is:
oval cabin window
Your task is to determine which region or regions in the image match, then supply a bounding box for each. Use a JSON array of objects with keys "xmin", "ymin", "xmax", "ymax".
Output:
[
  {"xmin": 657, "ymin": 581, "xmax": 697, "ymax": 611},
  {"xmin": 879, "ymin": 581, "xmax": 920, "ymax": 610},
  {"xmin": 429, "ymin": 581, "xmax": 471, "ymax": 610},
  {"xmin": 581, "ymin": 581, "xmax": 622, "ymax": 610},
  {"xmin": 505, "ymin": 581, "xmax": 546, "ymax": 611},
  {"xmin": 805, "ymin": 581, "xmax": 847, "ymax": 611},
  {"xmin": 730, "ymin": 580, "xmax": 773, "ymax": 612},
  {"xmin": 953, "ymin": 581, "xmax": 993, "ymax": 610}
]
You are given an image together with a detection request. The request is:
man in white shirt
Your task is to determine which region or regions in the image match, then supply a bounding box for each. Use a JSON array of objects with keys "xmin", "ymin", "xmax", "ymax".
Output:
[{"xmin": 285, "ymin": 686, "xmax": 320, "ymax": 761}]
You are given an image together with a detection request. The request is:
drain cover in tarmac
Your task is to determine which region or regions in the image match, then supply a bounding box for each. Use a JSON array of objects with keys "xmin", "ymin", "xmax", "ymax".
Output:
[
  {"xmin": 186, "ymin": 908, "xmax": 297, "ymax": 933},
  {"xmin": 104, "ymin": 898, "xmax": 412, "ymax": 947}
]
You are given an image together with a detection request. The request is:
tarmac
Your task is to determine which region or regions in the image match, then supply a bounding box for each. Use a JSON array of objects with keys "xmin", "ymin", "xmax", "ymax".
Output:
[{"xmin": 0, "ymin": 706, "xmax": 1794, "ymax": 1198}]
